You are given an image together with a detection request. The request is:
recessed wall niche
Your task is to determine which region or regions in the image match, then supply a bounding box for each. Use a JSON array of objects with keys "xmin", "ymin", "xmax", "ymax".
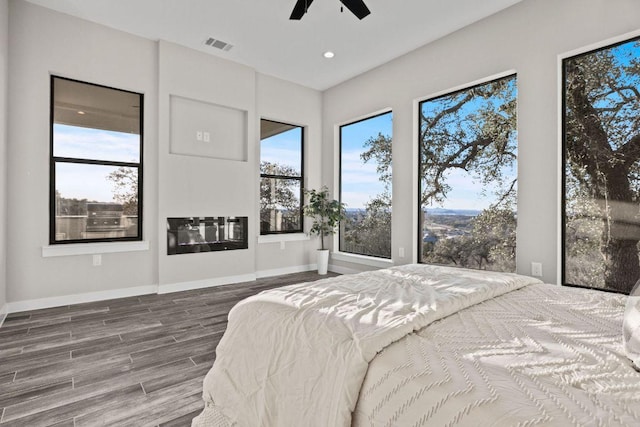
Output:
[
  {"xmin": 167, "ymin": 217, "xmax": 248, "ymax": 255},
  {"xmin": 169, "ymin": 95, "xmax": 248, "ymax": 161}
]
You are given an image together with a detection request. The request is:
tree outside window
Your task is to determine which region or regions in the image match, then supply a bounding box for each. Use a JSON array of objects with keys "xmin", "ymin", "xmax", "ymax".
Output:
[
  {"xmin": 50, "ymin": 76, "xmax": 143, "ymax": 244},
  {"xmin": 563, "ymin": 37, "xmax": 640, "ymax": 294},
  {"xmin": 418, "ymin": 74, "xmax": 518, "ymax": 272},
  {"xmin": 260, "ymin": 119, "xmax": 304, "ymax": 234},
  {"xmin": 339, "ymin": 112, "xmax": 392, "ymax": 259}
]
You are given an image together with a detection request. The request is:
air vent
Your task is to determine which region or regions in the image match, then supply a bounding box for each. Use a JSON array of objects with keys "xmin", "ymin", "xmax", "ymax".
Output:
[{"xmin": 204, "ymin": 37, "xmax": 233, "ymax": 52}]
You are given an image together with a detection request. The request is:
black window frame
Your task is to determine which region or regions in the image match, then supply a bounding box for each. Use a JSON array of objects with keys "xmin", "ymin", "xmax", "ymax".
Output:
[
  {"xmin": 259, "ymin": 119, "xmax": 304, "ymax": 235},
  {"xmin": 338, "ymin": 110, "xmax": 393, "ymax": 259},
  {"xmin": 416, "ymin": 74, "xmax": 518, "ymax": 270},
  {"xmin": 561, "ymin": 35, "xmax": 640, "ymax": 295},
  {"xmin": 49, "ymin": 75, "xmax": 144, "ymax": 245}
]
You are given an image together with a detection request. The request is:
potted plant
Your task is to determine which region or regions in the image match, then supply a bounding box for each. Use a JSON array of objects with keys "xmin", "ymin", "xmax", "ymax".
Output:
[{"xmin": 303, "ymin": 186, "xmax": 346, "ymax": 275}]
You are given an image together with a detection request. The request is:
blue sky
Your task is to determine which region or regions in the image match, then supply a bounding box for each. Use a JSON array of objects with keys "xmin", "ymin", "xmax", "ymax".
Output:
[
  {"xmin": 260, "ymin": 126, "xmax": 302, "ymax": 175},
  {"xmin": 54, "ymin": 124, "xmax": 139, "ymax": 202},
  {"xmin": 59, "ymin": 99, "xmax": 516, "ymax": 211},
  {"xmin": 340, "ymin": 112, "xmax": 392, "ymax": 209},
  {"xmin": 338, "ymin": 90, "xmax": 518, "ymax": 211},
  {"xmin": 420, "ymin": 77, "xmax": 517, "ymax": 211}
]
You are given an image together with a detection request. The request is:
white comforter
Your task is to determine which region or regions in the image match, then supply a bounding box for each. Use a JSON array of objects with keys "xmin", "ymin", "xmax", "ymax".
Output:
[
  {"xmin": 354, "ymin": 282, "xmax": 640, "ymax": 426},
  {"xmin": 192, "ymin": 264, "xmax": 541, "ymax": 426}
]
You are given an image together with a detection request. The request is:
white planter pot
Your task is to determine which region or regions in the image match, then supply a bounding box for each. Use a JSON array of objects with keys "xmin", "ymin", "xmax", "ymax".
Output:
[{"xmin": 317, "ymin": 249, "xmax": 329, "ymax": 275}]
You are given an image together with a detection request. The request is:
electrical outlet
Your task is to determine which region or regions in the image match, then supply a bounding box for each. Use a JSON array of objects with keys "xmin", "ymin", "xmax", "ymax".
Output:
[
  {"xmin": 93, "ymin": 254, "xmax": 102, "ymax": 267},
  {"xmin": 531, "ymin": 262, "xmax": 542, "ymax": 277},
  {"xmin": 203, "ymin": 132, "xmax": 210, "ymax": 142},
  {"xmin": 399, "ymin": 247, "xmax": 405, "ymax": 258},
  {"xmin": 280, "ymin": 241, "xmax": 285, "ymax": 250}
]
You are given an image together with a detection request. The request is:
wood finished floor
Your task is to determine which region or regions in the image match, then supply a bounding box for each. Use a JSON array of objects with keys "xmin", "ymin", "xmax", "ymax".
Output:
[{"xmin": 0, "ymin": 271, "xmax": 338, "ymax": 427}]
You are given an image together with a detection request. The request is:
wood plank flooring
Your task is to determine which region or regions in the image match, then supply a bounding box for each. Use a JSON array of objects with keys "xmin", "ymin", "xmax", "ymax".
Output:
[{"xmin": 0, "ymin": 271, "xmax": 338, "ymax": 426}]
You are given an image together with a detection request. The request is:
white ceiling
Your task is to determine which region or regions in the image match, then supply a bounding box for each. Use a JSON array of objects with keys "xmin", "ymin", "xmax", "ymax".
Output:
[{"xmin": 25, "ymin": 0, "xmax": 523, "ymax": 91}]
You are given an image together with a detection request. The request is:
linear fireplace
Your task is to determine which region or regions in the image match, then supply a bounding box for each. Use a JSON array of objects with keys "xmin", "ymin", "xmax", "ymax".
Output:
[{"xmin": 167, "ymin": 216, "xmax": 248, "ymax": 255}]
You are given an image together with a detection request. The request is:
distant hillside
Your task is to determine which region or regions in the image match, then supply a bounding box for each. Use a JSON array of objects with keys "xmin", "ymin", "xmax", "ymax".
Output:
[
  {"xmin": 345, "ymin": 207, "xmax": 482, "ymax": 216},
  {"xmin": 425, "ymin": 208, "xmax": 481, "ymax": 217}
]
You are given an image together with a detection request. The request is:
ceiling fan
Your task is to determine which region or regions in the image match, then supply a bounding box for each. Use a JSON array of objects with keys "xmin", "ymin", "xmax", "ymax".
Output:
[{"xmin": 289, "ymin": 0, "xmax": 371, "ymax": 20}]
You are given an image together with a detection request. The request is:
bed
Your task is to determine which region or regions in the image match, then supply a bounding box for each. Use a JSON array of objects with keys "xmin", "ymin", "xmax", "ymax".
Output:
[{"xmin": 192, "ymin": 264, "xmax": 640, "ymax": 426}]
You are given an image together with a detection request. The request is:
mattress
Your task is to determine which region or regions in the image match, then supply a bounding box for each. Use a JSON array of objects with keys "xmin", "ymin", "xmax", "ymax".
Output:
[{"xmin": 192, "ymin": 265, "xmax": 640, "ymax": 426}]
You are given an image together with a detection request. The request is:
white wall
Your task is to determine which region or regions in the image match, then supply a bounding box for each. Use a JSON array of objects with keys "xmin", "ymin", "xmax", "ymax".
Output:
[
  {"xmin": 3, "ymin": 2, "xmax": 325, "ymax": 308},
  {"xmin": 7, "ymin": 0, "xmax": 159, "ymax": 303},
  {"xmin": 0, "ymin": 0, "xmax": 8, "ymax": 320},
  {"xmin": 7, "ymin": 0, "xmax": 638, "ymax": 309},
  {"xmin": 255, "ymin": 73, "xmax": 323, "ymax": 275},
  {"xmin": 322, "ymin": 0, "xmax": 640, "ymax": 282},
  {"xmin": 157, "ymin": 40, "xmax": 257, "ymax": 289}
]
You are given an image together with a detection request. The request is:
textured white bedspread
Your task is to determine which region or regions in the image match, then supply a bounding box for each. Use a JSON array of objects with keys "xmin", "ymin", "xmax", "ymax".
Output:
[
  {"xmin": 353, "ymin": 283, "xmax": 640, "ymax": 426},
  {"xmin": 192, "ymin": 264, "xmax": 541, "ymax": 426}
]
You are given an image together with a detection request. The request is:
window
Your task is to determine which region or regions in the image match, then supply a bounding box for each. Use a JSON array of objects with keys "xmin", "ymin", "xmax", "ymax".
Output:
[
  {"xmin": 562, "ymin": 36, "xmax": 640, "ymax": 295},
  {"xmin": 339, "ymin": 111, "xmax": 392, "ymax": 259},
  {"xmin": 50, "ymin": 76, "xmax": 143, "ymax": 244},
  {"xmin": 260, "ymin": 119, "xmax": 304, "ymax": 234},
  {"xmin": 418, "ymin": 74, "xmax": 517, "ymax": 272}
]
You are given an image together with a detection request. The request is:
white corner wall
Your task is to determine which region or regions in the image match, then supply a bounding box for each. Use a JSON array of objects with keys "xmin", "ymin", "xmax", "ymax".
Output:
[
  {"xmin": 6, "ymin": 0, "xmax": 159, "ymax": 303},
  {"xmin": 0, "ymin": 0, "xmax": 8, "ymax": 322},
  {"xmin": 322, "ymin": 0, "xmax": 640, "ymax": 282}
]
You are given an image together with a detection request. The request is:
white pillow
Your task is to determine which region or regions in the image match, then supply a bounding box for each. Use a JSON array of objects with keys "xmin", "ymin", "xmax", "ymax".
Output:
[{"xmin": 623, "ymin": 281, "xmax": 640, "ymax": 371}]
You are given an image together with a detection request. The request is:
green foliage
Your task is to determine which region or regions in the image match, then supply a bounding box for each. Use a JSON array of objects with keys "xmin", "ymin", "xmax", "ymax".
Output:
[
  {"xmin": 361, "ymin": 133, "xmax": 392, "ymax": 187},
  {"xmin": 415, "ymin": 75, "xmax": 518, "ymax": 271},
  {"xmin": 423, "ymin": 206, "xmax": 516, "ymax": 272},
  {"xmin": 341, "ymin": 132, "xmax": 394, "ymax": 258},
  {"xmin": 419, "ymin": 75, "xmax": 517, "ymax": 207},
  {"xmin": 106, "ymin": 167, "xmax": 138, "ymax": 215},
  {"xmin": 342, "ymin": 196, "xmax": 392, "ymax": 258},
  {"xmin": 304, "ymin": 186, "xmax": 346, "ymax": 250},
  {"xmin": 355, "ymin": 77, "xmax": 518, "ymax": 268},
  {"xmin": 564, "ymin": 39, "xmax": 640, "ymax": 293},
  {"xmin": 260, "ymin": 162, "xmax": 301, "ymax": 232}
]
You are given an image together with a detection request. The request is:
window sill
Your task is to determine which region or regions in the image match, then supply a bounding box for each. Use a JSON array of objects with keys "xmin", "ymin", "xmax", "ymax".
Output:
[
  {"xmin": 258, "ymin": 233, "xmax": 310, "ymax": 244},
  {"xmin": 331, "ymin": 251, "xmax": 393, "ymax": 268},
  {"xmin": 42, "ymin": 241, "xmax": 150, "ymax": 257}
]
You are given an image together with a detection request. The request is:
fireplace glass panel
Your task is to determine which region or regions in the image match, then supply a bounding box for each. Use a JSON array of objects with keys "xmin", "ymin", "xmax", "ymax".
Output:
[{"xmin": 167, "ymin": 216, "xmax": 248, "ymax": 255}]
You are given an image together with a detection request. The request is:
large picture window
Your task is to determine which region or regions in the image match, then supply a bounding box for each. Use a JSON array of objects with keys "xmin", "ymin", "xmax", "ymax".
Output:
[
  {"xmin": 418, "ymin": 74, "xmax": 517, "ymax": 272},
  {"xmin": 50, "ymin": 76, "xmax": 143, "ymax": 244},
  {"xmin": 260, "ymin": 119, "xmax": 304, "ymax": 234},
  {"xmin": 339, "ymin": 111, "xmax": 392, "ymax": 259},
  {"xmin": 563, "ymin": 36, "xmax": 640, "ymax": 295}
]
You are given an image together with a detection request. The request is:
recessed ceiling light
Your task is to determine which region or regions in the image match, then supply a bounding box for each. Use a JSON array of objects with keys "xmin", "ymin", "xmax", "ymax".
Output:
[
  {"xmin": 323, "ymin": 51, "xmax": 335, "ymax": 59},
  {"xmin": 77, "ymin": 111, "xmax": 85, "ymax": 115}
]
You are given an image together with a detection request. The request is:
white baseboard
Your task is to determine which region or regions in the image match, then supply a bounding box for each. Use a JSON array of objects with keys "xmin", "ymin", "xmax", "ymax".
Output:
[
  {"xmin": 328, "ymin": 264, "xmax": 361, "ymax": 275},
  {"xmin": 256, "ymin": 264, "xmax": 317, "ymax": 279},
  {"xmin": 7, "ymin": 285, "xmax": 159, "ymax": 314},
  {"xmin": 3, "ymin": 265, "xmax": 327, "ymax": 314},
  {"xmin": 0, "ymin": 303, "xmax": 8, "ymax": 328},
  {"xmin": 157, "ymin": 273, "xmax": 257, "ymax": 294}
]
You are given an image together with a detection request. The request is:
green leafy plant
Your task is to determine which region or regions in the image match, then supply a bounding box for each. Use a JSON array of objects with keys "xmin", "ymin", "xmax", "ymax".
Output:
[{"xmin": 303, "ymin": 186, "xmax": 346, "ymax": 250}]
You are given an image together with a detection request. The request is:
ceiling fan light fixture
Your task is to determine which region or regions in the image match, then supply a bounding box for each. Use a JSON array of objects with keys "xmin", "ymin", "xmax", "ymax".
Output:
[{"xmin": 290, "ymin": 0, "xmax": 370, "ymax": 20}]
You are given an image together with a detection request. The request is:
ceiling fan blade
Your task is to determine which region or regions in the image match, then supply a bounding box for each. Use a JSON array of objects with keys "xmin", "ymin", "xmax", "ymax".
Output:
[
  {"xmin": 290, "ymin": 0, "xmax": 314, "ymax": 20},
  {"xmin": 339, "ymin": 0, "xmax": 370, "ymax": 19}
]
